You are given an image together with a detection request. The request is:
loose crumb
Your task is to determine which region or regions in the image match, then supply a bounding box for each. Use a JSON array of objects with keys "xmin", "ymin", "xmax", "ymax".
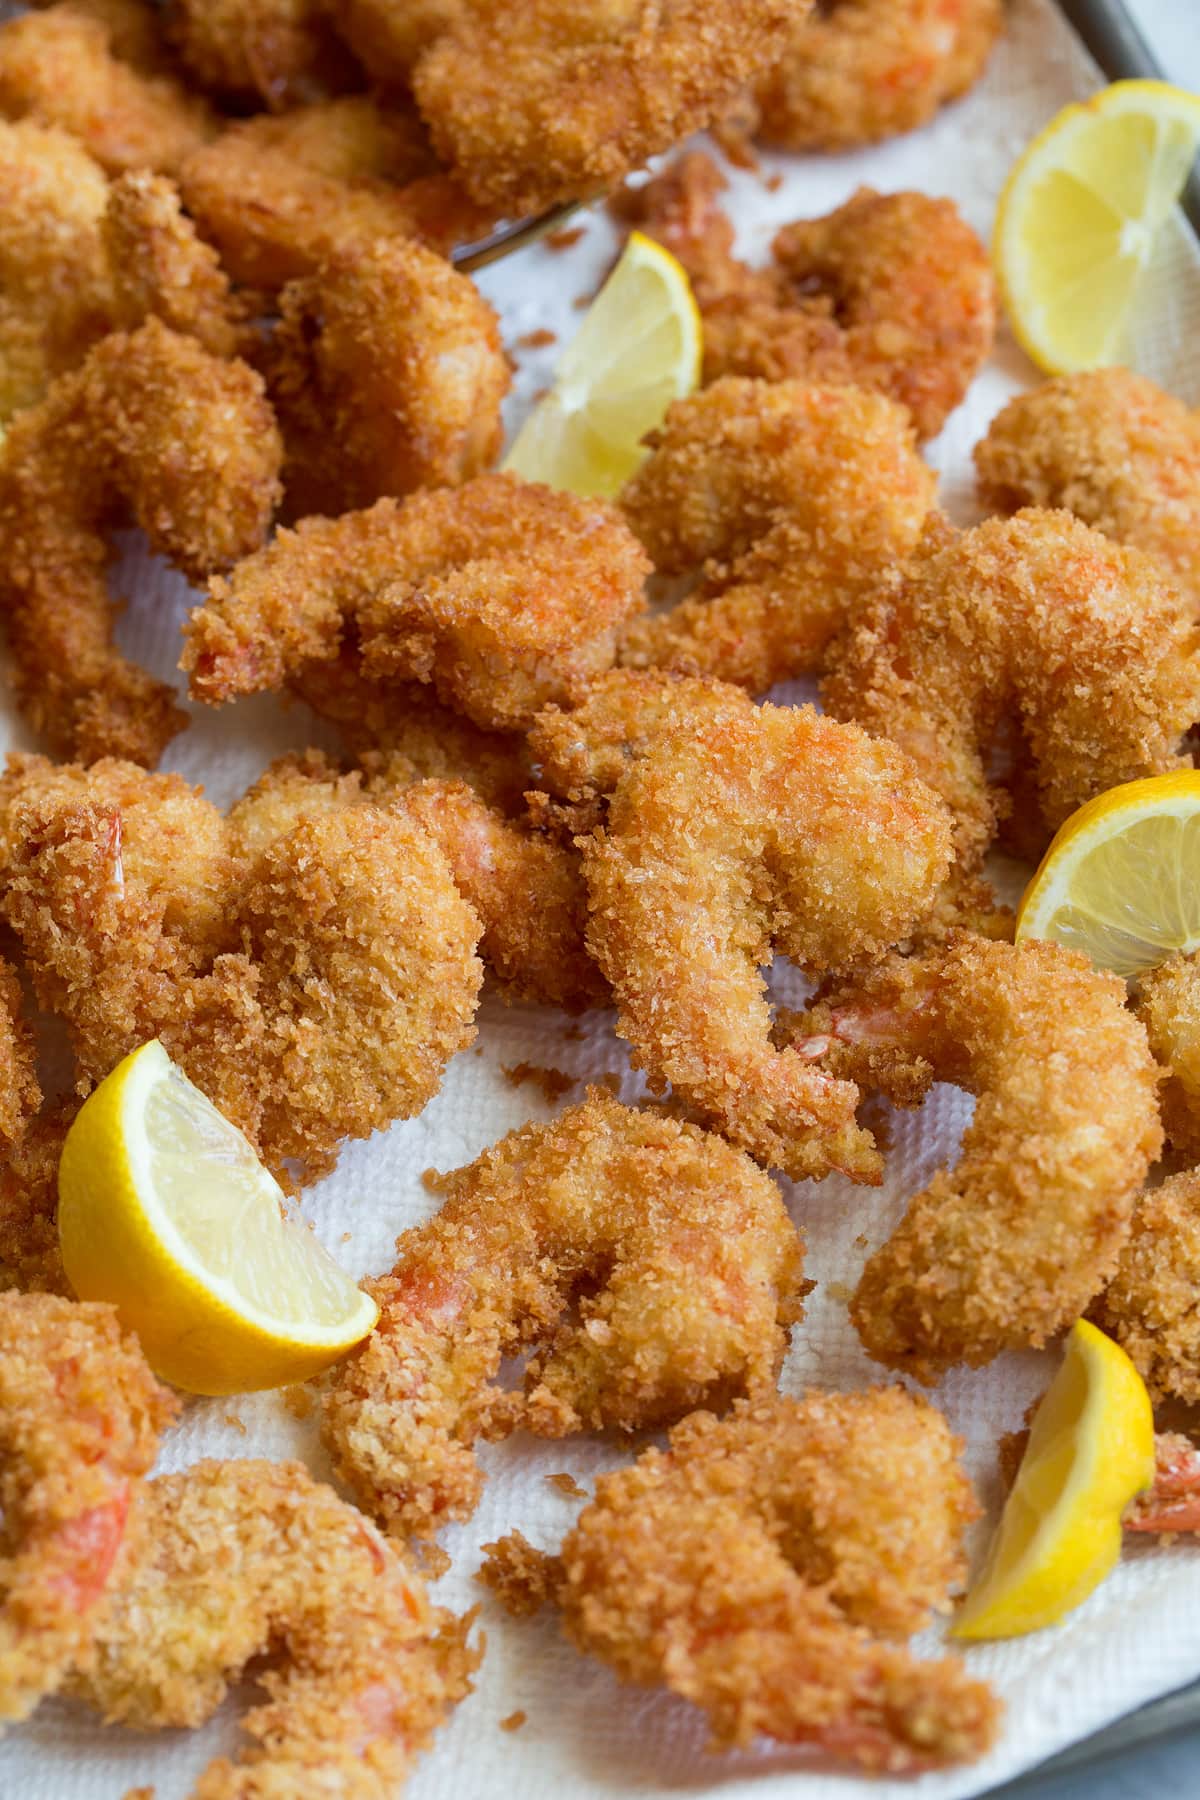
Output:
[
  {"xmin": 854, "ymin": 1232, "xmax": 870, "ymax": 1250},
  {"xmin": 572, "ymin": 293, "xmax": 593, "ymax": 310},
  {"xmin": 826, "ymin": 1281, "xmax": 853, "ymax": 1305},
  {"xmin": 500, "ymin": 1709, "xmax": 527, "ymax": 1733},
  {"xmin": 546, "ymin": 225, "xmax": 586, "ymax": 251},
  {"xmin": 340, "ymin": 1231, "xmax": 352, "ymax": 1244},
  {"xmin": 420, "ymin": 1541, "xmax": 453, "ymax": 1579},
  {"xmin": 547, "ymin": 1470, "xmax": 587, "ymax": 1500},
  {"xmin": 531, "ymin": 384, "xmax": 552, "ymax": 402},
  {"xmin": 478, "ymin": 1531, "xmax": 561, "ymax": 1616},
  {"xmin": 283, "ymin": 1385, "xmax": 315, "ymax": 1422},
  {"xmin": 422, "ymin": 1166, "xmax": 451, "ymax": 1194},
  {"xmin": 764, "ymin": 170, "xmax": 784, "ymax": 192},
  {"xmin": 503, "ymin": 1062, "xmax": 576, "ymax": 1104},
  {"xmin": 517, "ymin": 328, "xmax": 557, "ymax": 350},
  {"xmin": 224, "ymin": 1413, "xmax": 247, "ymax": 1435}
]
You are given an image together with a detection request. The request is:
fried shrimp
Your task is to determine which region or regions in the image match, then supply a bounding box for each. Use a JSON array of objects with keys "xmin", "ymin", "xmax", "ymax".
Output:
[
  {"xmin": 178, "ymin": 95, "xmax": 494, "ymax": 291},
  {"xmin": 185, "ymin": 472, "xmax": 650, "ymax": 733},
  {"xmin": 0, "ymin": 5, "xmax": 216, "ymax": 175},
  {"xmin": 780, "ymin": 935, "xmax": 1162, "ymax": 1380},
  {"xmin": 322, "ymin": 1089, "xmax": 807, "ymax": 1539},
  {"xmin": 0, "ymin": 959, "xmax": 40, "ymax": 1151},
  {"xmin": 0, "ymin": 318, "xmax": 282, "ymax": 766},
  {"xmin": 166, "ymin": 0, "xmax": 361, "ymax": 110},
  {"xmin": 822, "ymin": 509, "xmax": 1200, "ymax": 867},
  {"xmin": 621, "ymin": 163, "xmax": 994, "ymax": 440},
  {"xmin": 584, "ymin": 701, "xmax": 954, "ymax": 1181},
  {"xmin": 974, "ymin": 369, "xmax": 1200, "ymax": 603},
  {"xmin": 492, "ymin": 1390, "xmax": 998, "ymax": 1770},
  {"xmin": 412, "ymin": 0, "xmax": 809, "ymax": 215},
  {"xmin": 618, "ymin": 378, "xmax": 934, "ymax": 690},
  {"xmin": 0, "ymin": 1292, "xmax": 176, "ymax": 1724},
  {"xmin": 750, "ymin": 0, "xmax": 1003, "ymax": 151},
  {"xmin": 101, "ymin": 169, "xmax": 247, "ymax": 359},
  {"xmin": 1092, "ymin": 1171, "xmax": 1200, "ymax": 1407},
  {"xmin": 263, "ymin": 235, "xmax": 510, "ymax": 517},
  {"xmin": 1133, "ymin": 952, "xmax": 1200, "ymax": 1161},
  {"xmin": 71, "ymin": 1459, "xmax": 479, "ymax": 1797},
  {"xmin": 338, "ymin": 0, "xmax": 460, "ymax": 87}
]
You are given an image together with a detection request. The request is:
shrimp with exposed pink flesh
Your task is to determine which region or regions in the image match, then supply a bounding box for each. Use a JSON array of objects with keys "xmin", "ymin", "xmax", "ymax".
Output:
[
  {"xmin": 618, "ymin": 377, "xmax": 934, "ymax": 691},
  {"xmin": 322, "ymin": 1089, "xmax": 808, "ymax": 1539},
  {"xmin": 481, "ymin": 1390, "xmax": 999, "ymax": 1771},
  {"xmin": 782, "ymin": 935, "xmax": 1162, "ymax": 1381},
  {"xmin": 583, "ymin": 700, "xmax": 954, "ymax": 1181},
  {"xmin": 70, "ymin": 1459, "xmax": 478, "ymax": 1798},
  {"xmin": 0, "ymin": 1292, "xmax": 176, "ymax": 1722},
  {"xmin": 1126, "ymin": 1435, "xmax": 1200, "ymax": 1535}
]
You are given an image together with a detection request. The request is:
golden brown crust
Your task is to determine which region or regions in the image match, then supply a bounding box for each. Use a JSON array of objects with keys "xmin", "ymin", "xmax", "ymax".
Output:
[
  {"xmin": 1135, "ymin": 953, "xmax": 1200, "ymax": 1163},
  {"xmin": 1093, "ymin": 1171, "xmax": 1200, "ymax": 1406},
  {"xmin": 167, "ymin": 0, "xmax": 362, "ymax": 110}
]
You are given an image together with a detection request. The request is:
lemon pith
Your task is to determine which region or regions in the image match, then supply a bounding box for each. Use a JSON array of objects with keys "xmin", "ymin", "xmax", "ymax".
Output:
[
  {"xmin": 58, "ymin": 1041, "xmax": 377, "ymax": 1395},
  {"xmin": 953, "ymin": 1321, "xmax": 1155, "ymax": 1639},
  {"xmin": 503, "ymin": 229, "xmax": 702, "ymax": 498},
  {"xmin": 1016, "ymin": 771, "xmax": 1200, "ymax": 976},
  {"xmin": 995, "ymin": 80, "xmax": 1200, "ymax": 375}
]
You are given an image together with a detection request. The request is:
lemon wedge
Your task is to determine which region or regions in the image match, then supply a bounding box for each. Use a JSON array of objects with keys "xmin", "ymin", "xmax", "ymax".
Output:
[
  {"xmin": 953, "ymin": 1321, "xmax": 1154, "ymax": 1640},
  {"xmin": 503, "ymin": 229, "xmax": 702, "ymax": 499},
  {"xmin": 1015, "ymin": 771, "xmax": 1200, "ymax": 977},
  {"xmin": 58, "ymin": 1041, "xmax": 378, "ymax": 1395},
  {"xmin": 994, "ymin": 79, "xmax": 1200, "ymax": 375}
]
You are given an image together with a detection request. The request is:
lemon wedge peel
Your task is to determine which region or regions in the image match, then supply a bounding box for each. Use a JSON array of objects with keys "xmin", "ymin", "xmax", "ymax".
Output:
[
  {"xmin": 953, "ymin": 1320, "xmax": 1155, "ymax": 1640},
  {"xmin": 503, "ymin": 229, "xmax": 702, "ymax": 499},
  {"xmin": 58, "ymin": 1041, "xmax": 377, "ymax": 1395},
  {"xmin": 1016, "ymin": 770, "xmax": 1200, "ymax": 977},
  {"xmin": 994, "ymin": 80, "xmax": 1200, "ymax": 376}
]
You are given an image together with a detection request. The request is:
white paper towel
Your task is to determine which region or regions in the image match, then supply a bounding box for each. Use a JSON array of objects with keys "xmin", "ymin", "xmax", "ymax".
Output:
[{"xmin": 3, "ymin": 2, "xmax": 1200, "ymax": 1795}]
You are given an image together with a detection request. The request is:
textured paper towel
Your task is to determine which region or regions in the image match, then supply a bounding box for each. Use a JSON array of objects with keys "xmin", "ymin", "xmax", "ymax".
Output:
[{"xmin": 3, "ymin": 1, "xmax": 1200, "ymax": 1794}]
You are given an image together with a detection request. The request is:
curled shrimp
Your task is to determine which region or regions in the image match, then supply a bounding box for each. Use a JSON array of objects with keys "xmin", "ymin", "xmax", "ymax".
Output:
[
  {"xmin": 975, "ymin": 368, "xmax": 1200, "ymax": 604},
  {"xmin": 621, "ymin": 162, "xmax": 995, "ymax": 441},
  {"xmin": 618, "ymin": 377, "xmax": 934, "ymax": 691},
  {"xmin": 411, "ymin": 0, "xmax": 807, "ymax": 215},
  {"xmin": 482, "ymin": 1390, "xmax": 999, "ymax": 1771},
  {"xmin": 0, "ymin": 1292, "xmax": 176, "ymax": 1723},
  {"xmin": 583, "ymin": 699, "xmax": 953, "ymax": 1182},
  {"xmin": 782, "ymin": 934, "xmax": 1163, "ymax": 1381},
  {"xmin": 749, "ymin": 0, "xmax": 1003, "ymax": 151},
  {"xmin": 71, "ymin": 1458, "xmax": 478, "ymax": 1797},
  {"xmin": 0, "ymin": 316, "xmax": 282, "ymax": 765},
  {"xmin": 822, "ymin": 509, "xmax": 1200, "ymax": 867},
  {"xmin": 185, "ymin": 471, "xmax": 650, "ymax": 734},
  {"xmin": 322, "ymin": 1088, "xmax": 808, "ymax": 1539},
  {"xmin": 1093, "ymin": 1169, "xmax": 1200, "ymax": 1407}
]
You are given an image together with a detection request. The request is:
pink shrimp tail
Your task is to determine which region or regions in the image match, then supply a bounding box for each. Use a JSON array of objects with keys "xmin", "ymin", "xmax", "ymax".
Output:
[{"xmin": 1125, "ymin": 1434, "xmax": 1200, "ymax": 1534}]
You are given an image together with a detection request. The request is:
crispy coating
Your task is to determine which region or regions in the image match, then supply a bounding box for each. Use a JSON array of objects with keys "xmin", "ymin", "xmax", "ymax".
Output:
[
  {"xmin": 0, "ymin": 319, "xmax": 282, "ymax": 766},
  {"xmin": 584, "ymin": 700, "xmax": 954, "ymax": 1181},
  {"xmin": 783, "ymin": 936, "xmax": 1162, "ymax": 1381},
  {"xmin": 751, "ymin": 0, "xmax": 1003, "ymax": 150},
  {"xmin": 822, "ymin": 509, "xmax": 1200, "ymax": 867},
  {"xmin": 975, "ymin": 368, "xmax": 1200, "ymax": 602},
  {"xmin": 186, "ymin": 473, "xmax": 650, "ymax": 733},
  {"xmin": 0, "ymin": 957, "xmax": 40, "ymax": 1148},
  {"xmin": 1093, "ymin": 1172, "xmax": 1200, "ymax": 1408},
  {"xmin": 167, "ymin": 0, "xmax": 362, "ymax": 109},
  {"xmin": 1134, "ymin": 953, "xmax": 1200, "ymax": 1162},
  {"xmin": 339, "ymin": 0, "xmax": 461, "ymax": 86},
  {"xmin": 618, "ymin": 378, "xmax": 934, "ymax": 689},
  {"xmin": 29, "ymin": 0, "xmax": 172, "ymax": 73},
  {"xmin": 0, "ymin": 756, "xmax": 484, "ymax": 1182},
  {"xmin": 72, "ymin": 1459, "xmax": 478, "ymax": 1797},
  {"xmin": 0, "ymin": 119, "xmax": 113, "ymax": 419},
  {"xmin": 179, "ymin": 96, "xmax": 494, "ymax": 290},
  {"xmin": 412, "ymin": 0, "xmax": 809, "ymax": 215},
  {"xmin": 0, "ymin": 6, "xmax": 216, "ymax": 175},
  {"xmin": 102, "ymin": 169, "xmax": 247, "ymax": 358},
  {"xmin": 622, "ymin": 164, "xmax": 994, "ymax": 440},
  {"xmin": 264, "ymin": 236, "xmax": 509, "ymax": 517},
  {"xmin": 322, "ymin": 1089, "xmax": 807, "ymax": 1538},
  {"xmin": 0, "ymin": 1106, "xmax": 74, "ymax": 1297},
  {"xmin": 0, "ymin": 1293, "xmax": 177, "ymax": 1724},
  {"xmin": 542, "ymin": 1391, "xmax": 997, "ymax": 1769}
]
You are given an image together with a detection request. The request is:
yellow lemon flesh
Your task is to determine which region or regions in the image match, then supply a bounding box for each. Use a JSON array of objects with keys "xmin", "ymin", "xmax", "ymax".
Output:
[
  {"xmin": 503, "ymin": 229, "xmax": 702, "ymax": 499},
  {"xmin": 994, "ymin": 79, "xmax": 1200, "ymax": 374},
  {"xmin": 58, "ymin": 1041, "xmax": 378, "ymax": 1395},
  {"xmin": 954, "ymin": 1321, "xmax": 1154, "ymax": 1639},
  {"xmin": 1016, "ymin": 770, "xmax": 1200, "ymax": 977}
]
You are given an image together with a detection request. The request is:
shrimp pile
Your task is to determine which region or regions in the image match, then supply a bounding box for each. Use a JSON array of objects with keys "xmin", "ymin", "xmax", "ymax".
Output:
[
  {"xmin": 0, "ymin": 1292, "xmax": 176, "ymax": 1723},
  {"xmin": 0, "ymin": 317, "xmax": 282, "ymax": 766},
  {"xmin": 0, "ymin": 753, "xmax": 484, "ymax": 1181},
  {"xmin": 184, "ymin": 471, "xmax": 650, "ymax": 733},
  {"xmin": 975, "ymin": 368, "xmax": 1200, "ymax": 602},
  {"xmin": 781, "ymin": 935, "xmax": 1163, "ymax": 1380},
  {"xmin": 750, "ymin": 0, "xmax": 1003, "ymax": 150},
  {"xmin": 70, "ymin": 1459, "xmax": 478, "ymax": 1798},
  {"xmin": 822, "ymin": 509, "xmax": 1200, "ymax": 866},
  {"xmin": 620, "ymin": 158, "xmax": 995, "ymax": 439},
  {"xmin": 323, "ymin": 1089, "xmax": 807, "ymax": 1538},
  {"xmin": 618, "ymin": 377, "xmax": 935, "ymax": 689},
  {"xmin": 411, "ymin": 0, "xmax": 810, "ymax": 215},
  {"xmin": 484, "ymin": 1390, "xmax": 999, "ymax": 1770},
  {"xmin": 584, "ymin": 699, "xmax": 954, "ymax": 1180}
]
